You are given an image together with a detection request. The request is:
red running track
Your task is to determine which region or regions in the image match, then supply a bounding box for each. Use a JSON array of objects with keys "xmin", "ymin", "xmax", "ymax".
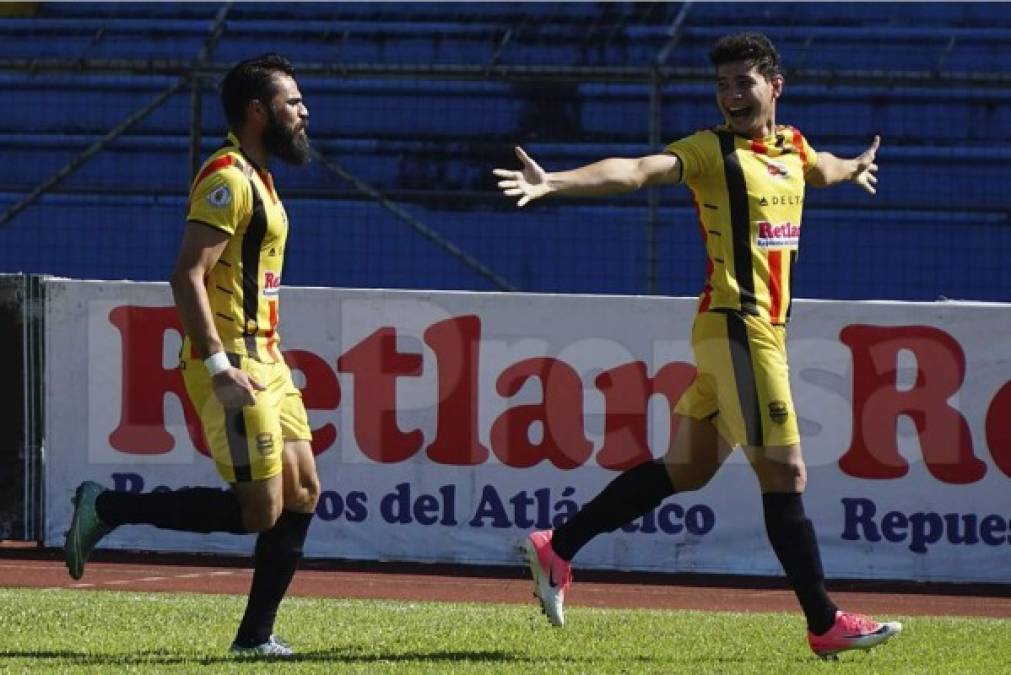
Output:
[{"xmin": 2, "ymin": 544, "xmax": 1010, "ymax": 619}]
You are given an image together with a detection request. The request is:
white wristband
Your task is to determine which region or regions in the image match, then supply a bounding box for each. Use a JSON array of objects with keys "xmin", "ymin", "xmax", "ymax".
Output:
[{"xmin": 204, "ymin": 351, "xmax": 231, "ymax": 376}]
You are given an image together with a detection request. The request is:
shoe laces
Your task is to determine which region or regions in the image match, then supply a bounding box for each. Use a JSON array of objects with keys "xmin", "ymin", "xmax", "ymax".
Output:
[{"xmin": 837, "ymin": 612, "xmax": 879, "ymax": 634}]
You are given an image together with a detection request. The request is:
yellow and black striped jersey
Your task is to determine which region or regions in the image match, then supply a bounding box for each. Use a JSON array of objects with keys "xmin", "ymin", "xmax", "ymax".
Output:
[
  {"xmin": 184, "ymin": 132, "xmax": 288, "ymax": 362},
  {"xmin": 667, "ymin": 125, "xmax": 817, "ymax": 325}
]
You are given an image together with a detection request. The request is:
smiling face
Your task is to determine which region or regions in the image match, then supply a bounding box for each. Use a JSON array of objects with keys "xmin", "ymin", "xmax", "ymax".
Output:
[{"xmin": 715, "ymin": 60, "xmax": 783, "ymax": 139}]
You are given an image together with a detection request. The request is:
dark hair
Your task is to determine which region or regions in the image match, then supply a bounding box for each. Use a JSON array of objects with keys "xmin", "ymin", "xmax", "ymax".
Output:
[
  {"xmin": 220, "ymin": 53, "xmax": 295, "ymax": 129},
  {"xmin": 709, "ymin": 32, "xmax": 782, "ymax": 80}
]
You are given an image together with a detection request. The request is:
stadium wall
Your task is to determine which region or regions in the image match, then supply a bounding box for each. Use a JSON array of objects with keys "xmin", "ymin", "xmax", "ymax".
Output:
[{"xmin": 37, "ymin": 277, "xmax": 1011, "ymax": 584}]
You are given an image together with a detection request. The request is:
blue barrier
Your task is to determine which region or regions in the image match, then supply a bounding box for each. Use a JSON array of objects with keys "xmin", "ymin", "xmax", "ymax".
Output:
[{"xmin": 2, "ymin": 193, "xmax": 1007, "ymax": 302}]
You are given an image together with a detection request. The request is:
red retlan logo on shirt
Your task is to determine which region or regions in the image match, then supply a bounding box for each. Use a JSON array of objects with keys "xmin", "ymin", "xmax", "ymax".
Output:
[
  {"xmin": 263, "ymin": 271, "xmax": 281, "ymax": 296},
  {"xmin": 756, "ymin": 221, "xmax": 801, "ymax": 248}
]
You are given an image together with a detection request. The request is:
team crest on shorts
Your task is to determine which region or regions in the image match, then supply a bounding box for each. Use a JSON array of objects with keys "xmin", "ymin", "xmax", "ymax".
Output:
[
  {"xmin": 207, "ymin": 184, "xmax": 232, "ymax": 208},
  {"xmin": 769, "ymin": 400, "xmax": 790, "ymax": 424},
  {"xmin": 255, "ymin": 433, "xmax": 274, "ymax": 453}
]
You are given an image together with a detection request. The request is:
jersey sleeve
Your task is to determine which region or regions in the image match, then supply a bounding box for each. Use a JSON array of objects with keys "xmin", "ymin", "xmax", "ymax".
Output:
[
  {"xmin": 186, "ymin": 163, "xmax": 252, "ymax": 236},
  {"xmin": 664, "ymin": 131, "xmax": 715, "ymax": 184},
  {"xmin": 792, "ymin": 129, "xmax": 819, "ymax": 172}
]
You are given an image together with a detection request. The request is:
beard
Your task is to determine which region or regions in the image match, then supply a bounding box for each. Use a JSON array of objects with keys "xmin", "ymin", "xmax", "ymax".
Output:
[{"xmin": 262, "ymin": 107, "xmax": 311, "ymax": 166}]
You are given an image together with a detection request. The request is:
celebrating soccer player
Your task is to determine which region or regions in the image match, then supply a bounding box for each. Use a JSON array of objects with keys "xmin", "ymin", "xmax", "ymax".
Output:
[
  {"xmin": 494, "ymin": 32, "xmax": 900, "ymax": 659},
  {"xmin": 65, "ymin": 53, "xmax": 319, "ymax": 658}
]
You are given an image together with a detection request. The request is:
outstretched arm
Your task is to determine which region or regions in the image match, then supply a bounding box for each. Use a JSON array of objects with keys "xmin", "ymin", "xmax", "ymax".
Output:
[
  {"xmin": 806, "ymin": 135, "xmax": 880, "ymax": 194},
  {"xmin": 493, "ymin": 146, "xmax": 681, "ymax": 208}
]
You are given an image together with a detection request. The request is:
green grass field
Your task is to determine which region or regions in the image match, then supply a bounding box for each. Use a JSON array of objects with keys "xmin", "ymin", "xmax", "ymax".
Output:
[{"xmin": 0, "ymin": 588, "xmax": 1006, "ymax": 674}]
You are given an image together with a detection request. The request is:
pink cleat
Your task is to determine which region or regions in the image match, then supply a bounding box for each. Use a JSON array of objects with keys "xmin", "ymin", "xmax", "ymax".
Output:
[
  {"xmin": 808, "ymin": 610, "xmax": 902, "ymax": 659},
  {"xmin": 520, "ymin": 530, "xmax": 572, "ymax": 626}
]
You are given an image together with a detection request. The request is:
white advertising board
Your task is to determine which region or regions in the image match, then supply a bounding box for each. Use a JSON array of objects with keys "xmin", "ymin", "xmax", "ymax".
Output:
[{"xmin": 43, "ymin": 279, "xmax": 1011, "ymax": 582}]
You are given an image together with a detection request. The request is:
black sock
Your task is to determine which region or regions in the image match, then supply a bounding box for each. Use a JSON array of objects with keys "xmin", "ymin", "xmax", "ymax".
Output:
[
  {"xmin": 552, "ymin": 458, "xmax": 675, "ymax": 562},
  {"xmin": 95, "ymin": 487, "xmax": 247, "ymax": 534},
  {"xmin": 762, "ymin": 492, "xmax": 838, "ymax": 635},
  {"xmin": 234, "ymin": 510, "xmax": 314, "ymax": 647}
]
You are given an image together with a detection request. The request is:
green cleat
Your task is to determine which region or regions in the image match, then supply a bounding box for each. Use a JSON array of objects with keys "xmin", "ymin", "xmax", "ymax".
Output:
[{"xmin": 65, "ymin": 481, "xmax": 114, "ymax": 580}]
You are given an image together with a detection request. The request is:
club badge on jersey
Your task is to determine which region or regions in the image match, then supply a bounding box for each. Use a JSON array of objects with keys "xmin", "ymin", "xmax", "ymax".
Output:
[{"xmin": 207, "ymin": 184, "xmax": 232, "ymax": 208}]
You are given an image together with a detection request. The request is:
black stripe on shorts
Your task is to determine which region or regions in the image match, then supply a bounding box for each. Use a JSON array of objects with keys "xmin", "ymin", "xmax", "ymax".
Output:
[
  {"xmin": 224, "ymin": 406, "xmax": 253, "ymax": 483},
  {"xmin": 223, "ymin": 352, "xmax": 252, "ymax": 482},
  {"xmin": 725, "ymin": 312, "xmax": 764, "ymax": 447}
]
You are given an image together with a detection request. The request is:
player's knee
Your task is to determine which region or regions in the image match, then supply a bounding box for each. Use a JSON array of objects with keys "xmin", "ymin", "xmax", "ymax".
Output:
[
  {"xmin": 785, "ymin": 460, "xmax": 807, "ymax": 491},
  {"xmin": 670, "ymin": 466, "xmax": 717, "ymax": 493},
  {"xmin": 761, "ymin": 460, "xmax": 807, "ymax": 493},
  {"xmin": 299, "ymin": 477, "xmax": 321, "ymax": 512},
  {"xmin": 286, "ymin": 478, "xmax": 320, "ymax": 514},
  {"xmin": 242, "ymin": 501, "xmax": 283, "ymax": 533}
]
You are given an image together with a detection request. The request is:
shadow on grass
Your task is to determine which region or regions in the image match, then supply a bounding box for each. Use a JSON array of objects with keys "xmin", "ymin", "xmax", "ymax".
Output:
[
  {"xmin": 0, "ymin": 647, "xmax": 682, "ymax": 667},
  {"xmin": 0, "ymin": 647, "xmax": 537, "ymax": 666}
]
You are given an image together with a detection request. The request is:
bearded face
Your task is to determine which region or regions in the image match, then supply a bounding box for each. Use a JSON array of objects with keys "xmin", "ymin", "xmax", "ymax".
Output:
[{"xmin": 262, "ymin": 103, "xmax": 311, "ymax": 166}]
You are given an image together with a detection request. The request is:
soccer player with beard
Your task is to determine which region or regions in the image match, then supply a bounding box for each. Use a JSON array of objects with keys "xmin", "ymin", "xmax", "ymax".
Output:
[
  {"xmin": 494, "ymin": 33, "xmax": 901, "ymax": 659},
  {"xmin": 65, "ymin": 54, "xmax": 320, "ymax": 658}
]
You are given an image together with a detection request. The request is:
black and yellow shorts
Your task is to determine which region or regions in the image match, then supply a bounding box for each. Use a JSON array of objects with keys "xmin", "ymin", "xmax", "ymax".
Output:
[
  {"xmin": 673, "ymin": 310, "xmax": 800, "ymax": 448},
  {"xmin": 181, "ymin": 353, "xmax": 312, "ymax": 483}
]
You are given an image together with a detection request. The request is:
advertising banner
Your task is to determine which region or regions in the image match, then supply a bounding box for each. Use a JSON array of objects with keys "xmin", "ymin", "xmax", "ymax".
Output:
[{"xmin": 43, "ymin": 279, "xmax": 1011, "ymax": 582}]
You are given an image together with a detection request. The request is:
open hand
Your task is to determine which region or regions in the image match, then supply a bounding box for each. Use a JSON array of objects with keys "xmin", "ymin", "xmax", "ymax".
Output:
[
  {"xmin": 852, "ymin": 135, "xmax": 880, "ymax": 195},
  {"xmin": 493, "ymin": 146, "xmax": 551, "ymax": 207}
]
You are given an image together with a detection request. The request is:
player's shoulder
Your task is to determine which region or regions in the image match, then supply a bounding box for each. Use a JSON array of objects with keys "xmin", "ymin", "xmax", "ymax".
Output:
[
  {"xmin": 192, "ymin": 148, "xmax": 254, "ymax": 190},
  {"xmin": 689, "ymin": 125, "xmax": 724, "ymax": 140},
  {"xmin": 667, "ymin": 126, "xmax": 720, "ymax": 148},
  {"xmin": 671, "ymin": 127, "xmax": 725, "ymax": 160}
]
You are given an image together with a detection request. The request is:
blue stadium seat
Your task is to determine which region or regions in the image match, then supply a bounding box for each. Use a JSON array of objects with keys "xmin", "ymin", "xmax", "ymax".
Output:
[
  {"xmin": 40, "ymin": 2, "xmax": 220, "ymax": 19},
  {"xmin": 0, "ymin": 3, "xmax": 1007, "ymax": 302},
  {"xmin": 4, "ymin": 193, "xmax": 1008, "ymax": 302},
  {"xmin": 7, "ymin": 69, "xmax": 1007, "ymax": 148},
  {"xmin": 4, "ymin": 130, "xmax": 1008, "ymax": 215},
  {"xmin": 583, "ymin": 83, "xmax": 1011, "ymax": 144},
  {"xmin": 667, "ymin": 26, "xmax": 1011, "ymax": 72},
  {"xmin": 691, "ymin": 2, "xmax": 1008, "ymax": 28},
  {"xmin": 5, "ymin": 9, "xmax": 1009, "ymax": 71}
]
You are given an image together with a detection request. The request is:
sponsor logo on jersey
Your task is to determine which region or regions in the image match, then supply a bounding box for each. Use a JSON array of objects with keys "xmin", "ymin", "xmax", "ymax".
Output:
[
  {"xmin": 765, "ymin": 159, "xmax": 789, "ymax": 178},
  {"xmin": 263, "ymin": 271, "xmax": 282, "ymax": 296},
  {"xmin": 756, "ymin": 220, "xmax": 801, "ymax": 248},
  {"xmin": 769, "ymin": 400, "xmax": 790, "ymax": 424},
  {"xmin": 758, "ymin": 194, "xmax": 803, "ymax": 207}
]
